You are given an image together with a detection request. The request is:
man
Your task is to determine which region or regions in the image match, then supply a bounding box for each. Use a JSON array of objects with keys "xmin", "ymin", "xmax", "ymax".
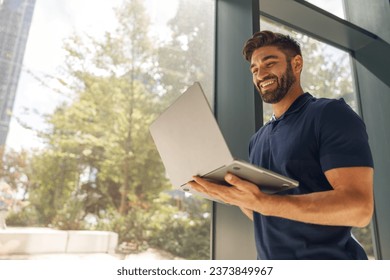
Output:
[{"xmin": 188, "ymin": 30, "xmax": 374, "ymax": 259}]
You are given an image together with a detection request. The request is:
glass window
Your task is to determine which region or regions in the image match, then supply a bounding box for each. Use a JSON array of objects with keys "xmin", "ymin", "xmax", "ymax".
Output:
[
  {"xmin": 260, "ymin": 16, "xmax": 375, "ymax": 259},
  {"xmin": 3, "ymin": 0, "xmax": 215, "ymax": 260},
  {"xmin": 304, "ymin": 0, "xmax": 346, "ymax": 19}
]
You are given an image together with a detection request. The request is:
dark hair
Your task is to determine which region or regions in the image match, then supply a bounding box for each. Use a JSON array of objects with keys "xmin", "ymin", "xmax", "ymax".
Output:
[{"xmin": 242, "ymin": 30, "xmax": 302, "ymax": 61}]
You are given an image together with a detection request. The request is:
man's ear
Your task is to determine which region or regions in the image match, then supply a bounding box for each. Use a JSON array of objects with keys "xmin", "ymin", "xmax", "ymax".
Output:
[{"xmin": 292, "ymin": 55, "xmax": 303, "ymax": 73}]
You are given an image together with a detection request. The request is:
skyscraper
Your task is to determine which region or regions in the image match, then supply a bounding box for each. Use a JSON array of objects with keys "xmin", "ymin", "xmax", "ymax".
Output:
[{"xmin": 0, "ymin": 0, "xmax": 36, "ymax": 145}]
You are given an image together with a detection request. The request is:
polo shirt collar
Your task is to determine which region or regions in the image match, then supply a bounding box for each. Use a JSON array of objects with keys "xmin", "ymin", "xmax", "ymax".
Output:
[{"xmin": 272, "ymin": 92, "xmax": 312, "ymax": 121}]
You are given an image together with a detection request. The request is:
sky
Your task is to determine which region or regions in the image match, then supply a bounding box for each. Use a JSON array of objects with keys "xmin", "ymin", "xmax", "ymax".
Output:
[
  {"xmin": 305, "ymin": 0, "xmax": 345, "ymax": 19},
  {"xmin": 6, "ymin": 0, "xmax": 178, "ymax": 151}
]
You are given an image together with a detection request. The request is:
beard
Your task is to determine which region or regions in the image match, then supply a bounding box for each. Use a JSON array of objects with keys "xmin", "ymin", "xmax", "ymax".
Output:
[{"xmin": 257, "ymin": 63, "xmax": 296, "ymax": 104}]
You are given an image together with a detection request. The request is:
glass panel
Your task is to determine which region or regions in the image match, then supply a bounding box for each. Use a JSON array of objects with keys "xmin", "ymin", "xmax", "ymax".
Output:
[
  {"xmin": 2, "ymin": 0, "xmax": 215, "ymax": 260},
  {"xmin": 304, "ymin": 0, "xmax": 346, "ymax": 19},
  {"xmin": 259, "ymin": 16, "xmax": 375, "ymax": 259}
]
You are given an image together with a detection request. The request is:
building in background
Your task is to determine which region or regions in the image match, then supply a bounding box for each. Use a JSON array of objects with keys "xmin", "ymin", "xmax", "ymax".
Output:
[{"xmin": 0, "ymin": 0, "xmax": 36, "ymax": 145}]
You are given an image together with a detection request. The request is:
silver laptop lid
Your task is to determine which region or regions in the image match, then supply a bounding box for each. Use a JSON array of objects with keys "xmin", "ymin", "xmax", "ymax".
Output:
[{"xmin": 149, "ymin": 82, "xmax": 233, "ymax": 187}]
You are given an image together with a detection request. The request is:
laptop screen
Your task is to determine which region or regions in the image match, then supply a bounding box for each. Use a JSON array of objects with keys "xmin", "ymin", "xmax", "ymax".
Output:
[{"xmin": 149, "ymin": 82, "xmax": 233, "ymax": 187}]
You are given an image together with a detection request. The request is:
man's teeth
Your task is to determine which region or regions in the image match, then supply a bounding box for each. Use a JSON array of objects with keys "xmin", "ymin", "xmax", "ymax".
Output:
[{"xmin": 261, "ymin": 80, "xmax": 275, "ymax": 88}]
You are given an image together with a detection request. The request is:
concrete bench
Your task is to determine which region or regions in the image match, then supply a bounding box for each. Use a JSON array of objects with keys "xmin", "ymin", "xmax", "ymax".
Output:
[{"xmin": 0, "ymin": 227, "xmax": 118, "ymax": 255}]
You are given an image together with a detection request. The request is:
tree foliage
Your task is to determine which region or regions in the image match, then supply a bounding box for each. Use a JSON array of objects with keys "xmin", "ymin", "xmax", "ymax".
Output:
[{"xmin": 0, "ymin": 147, "xmax": 30, "ymax": 199}]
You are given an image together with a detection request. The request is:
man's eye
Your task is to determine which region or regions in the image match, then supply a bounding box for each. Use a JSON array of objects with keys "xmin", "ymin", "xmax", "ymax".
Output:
[{"xmin": 266, "ymin": 62, "xmax": 275, "ymax": 67}]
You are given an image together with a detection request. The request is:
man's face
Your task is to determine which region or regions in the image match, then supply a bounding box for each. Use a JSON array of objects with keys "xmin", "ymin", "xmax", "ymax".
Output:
[{"xmin": 250, "ymin": 46, "xmax": 296, "ymax": 104}]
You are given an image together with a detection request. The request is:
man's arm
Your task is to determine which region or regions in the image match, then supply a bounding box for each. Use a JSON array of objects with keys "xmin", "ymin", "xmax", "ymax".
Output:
[{"xmin": 188, "ymin": 166, "xmax": 374, "ymax": 227}]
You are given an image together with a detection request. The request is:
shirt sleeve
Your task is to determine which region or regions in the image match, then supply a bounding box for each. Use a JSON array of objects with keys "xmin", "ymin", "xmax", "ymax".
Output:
[{"xmin": 318, "ymin": 98, "xmax": 374, "ymax": 172}]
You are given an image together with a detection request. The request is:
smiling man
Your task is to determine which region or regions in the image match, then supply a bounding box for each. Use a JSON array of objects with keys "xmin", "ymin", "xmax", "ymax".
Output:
[{"xmin": 188, "ymin": 30, "xmax": 374, "ymax": 260}]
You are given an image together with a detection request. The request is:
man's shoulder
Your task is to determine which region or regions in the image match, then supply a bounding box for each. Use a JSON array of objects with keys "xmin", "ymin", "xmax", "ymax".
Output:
[
  {"xmin": 306, "ymin": 94, "xmax": 347, "ymax": 110},
  {"xmin": 304, "ymin": 94, "xmax": 355, "ymax": 119}
]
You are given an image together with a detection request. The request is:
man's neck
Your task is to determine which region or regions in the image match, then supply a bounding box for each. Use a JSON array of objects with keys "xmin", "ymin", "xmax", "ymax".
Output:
[{"xmin": 272, "ymin": 86, "xmax": 304, "ymax": 119}]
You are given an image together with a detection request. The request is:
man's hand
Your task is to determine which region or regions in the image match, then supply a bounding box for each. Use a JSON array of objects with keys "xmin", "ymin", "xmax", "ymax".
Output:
[{"xmin": 188, "ymin": 173, "xmax": 265, "ymax": 212}]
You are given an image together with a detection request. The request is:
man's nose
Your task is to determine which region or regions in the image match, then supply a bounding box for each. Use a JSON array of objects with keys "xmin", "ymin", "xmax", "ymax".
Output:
[{"xmin": 256, "ymin": 67, "xmax": 268, "ymax": 81}]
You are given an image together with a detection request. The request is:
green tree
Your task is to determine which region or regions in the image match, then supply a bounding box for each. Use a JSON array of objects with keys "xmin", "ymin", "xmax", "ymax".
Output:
[
  {"xmin": 28, "ymin": 0, "xmax": 168, "ymax": 225},
  {"xmin": 28, "ymin": 151, "xmax": 79, "ymax": 224},
  {"xmin": 0, "ymin": 147, "xmax": 30, "ymax": 200}
]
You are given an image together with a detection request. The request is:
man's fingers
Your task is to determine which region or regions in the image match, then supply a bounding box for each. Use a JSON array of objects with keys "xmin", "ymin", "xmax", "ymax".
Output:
[
  {"xmin": 192, "ymin": 174, "xmax": 257, "ymax": 192},
  {"xmin": 187, "ymin": 177, "xmax": 230, "ymax": 203},
  {"xmin": 187, "ymin": 179, "xmax": 207, "ymax": 194},
  {"xmin": 224, "ymin": 173, "xmax": 263, "ymax": 197},
  {"xmin": 224, "ymin": 173, "xmax": 250, "ymax": 188},
  {"xmin": 191, "ymin": 176, "xmax": 226, "ymax": 193},
  {"xmin": 224, "ymin": 173, "xmax": 240, "ymax": 185}
]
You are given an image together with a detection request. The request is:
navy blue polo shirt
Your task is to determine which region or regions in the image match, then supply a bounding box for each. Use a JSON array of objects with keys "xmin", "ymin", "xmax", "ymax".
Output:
[{"xmin": 249, "ymin": 93, "xmax": 373, "ymax": 260}]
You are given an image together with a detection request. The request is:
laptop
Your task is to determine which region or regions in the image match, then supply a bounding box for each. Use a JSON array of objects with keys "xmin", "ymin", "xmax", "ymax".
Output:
[{"xmin": 149, "ymin": 82, "xmax": 299, "ymax": 202}]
